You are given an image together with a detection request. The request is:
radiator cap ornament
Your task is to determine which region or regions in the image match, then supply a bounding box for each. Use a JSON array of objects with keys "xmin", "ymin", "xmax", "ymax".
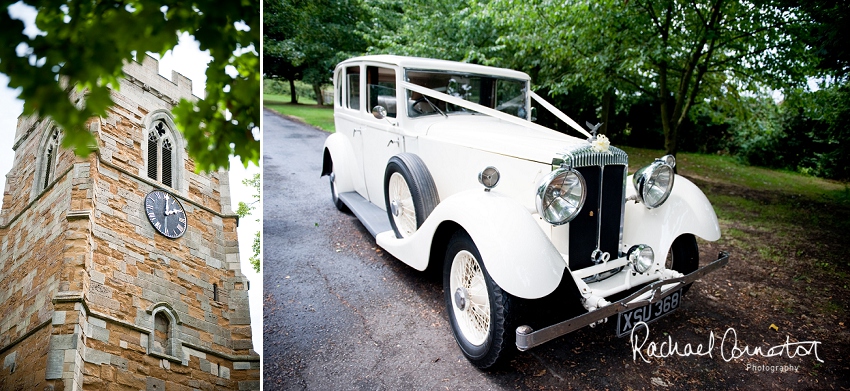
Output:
[{"xmin": 585, "ymin": 122, "xmax": 611, "ymax": 153}]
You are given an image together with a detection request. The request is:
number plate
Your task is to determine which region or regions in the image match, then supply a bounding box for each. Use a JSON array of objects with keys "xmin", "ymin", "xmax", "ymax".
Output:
[{"xmin": 616, "ymin": 289, "xmax": 683, "ymax": 337}]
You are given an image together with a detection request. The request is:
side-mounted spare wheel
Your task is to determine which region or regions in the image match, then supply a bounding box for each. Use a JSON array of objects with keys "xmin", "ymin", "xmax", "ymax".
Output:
[
  {"xmin": 383, "ymin": 153, "xmax": 439, "ymax": 238},
  {"xmin": 444, "ymin": 230, "xmax": 514, "ymax": 369}
]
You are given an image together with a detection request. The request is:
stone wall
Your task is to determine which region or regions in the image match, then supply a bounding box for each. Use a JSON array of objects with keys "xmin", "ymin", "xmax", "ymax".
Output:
[
  {"xmin": 0, "ymin": 113, "xmax": 95, "ymax": 389},
  {"xmin": 0, "ymin": 324, "xmax": 64, "ymax": 391}
]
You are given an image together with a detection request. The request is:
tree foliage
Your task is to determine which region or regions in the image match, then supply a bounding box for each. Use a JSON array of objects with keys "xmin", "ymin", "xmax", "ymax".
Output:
[
  {"xmin": 788, "ymin": 0, "xmax": 850, "ymax": 77},
  {"xmin": 492, "ymin": 0, "xmax": 816, "ymax": 156},
  {"xmin": 264, "ymin": 0, "xmax": 367, "ymax": 104},
  {"xmin": 236, "ymin": 173, "xmax": 261, "ymax": 272},
  {"xmin": 367, "ymin": 0, "xmax": 502, "ymax": 64},
  {"xmin": 0, "ymin": 0, "xmax": 259, "ymax": 171},
  {"xmin": 694, "ymin": 83, "xmax": 850, "ymax": 180}
]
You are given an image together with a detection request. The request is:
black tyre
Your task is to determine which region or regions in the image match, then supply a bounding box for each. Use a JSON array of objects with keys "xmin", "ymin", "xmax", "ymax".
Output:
[
  {"xmin": 444, "ymin": 231, "xmax": 513, "ymax": 369},
  {"xmin": 667, "ymin": 234, "xmax": 699, "ymax": 294},
  {"xmin": 383, "ymin": 153, "xmax": 439, "ymax": 238},
  {"xmin": 328, "ymin": 158, "xmax": 348, "ymax": 212}
]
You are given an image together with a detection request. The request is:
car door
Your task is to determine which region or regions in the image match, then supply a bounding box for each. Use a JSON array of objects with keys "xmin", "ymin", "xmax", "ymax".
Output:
[
  {"xmin": 361, "ymin": 65, "xmax": 404, "ymax": 208},
  {"xmin": 334, "ymin": 64, "xmax": 369, "ymax": 197}
]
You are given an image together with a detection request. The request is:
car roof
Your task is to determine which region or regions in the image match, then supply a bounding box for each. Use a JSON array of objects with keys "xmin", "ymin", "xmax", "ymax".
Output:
[{"xmin": 338, "ymin": 55, "xmax": 530, "ymax": 81}]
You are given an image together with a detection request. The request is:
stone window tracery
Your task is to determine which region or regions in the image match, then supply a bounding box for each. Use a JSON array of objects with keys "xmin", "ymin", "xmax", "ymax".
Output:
[
  {"xmin": 147, "ymin": 120, "xmax": 175, "ymax": 187},
  {"xmin": 40, "ymin": 127, "xmax": 62, "ymax": 191}
]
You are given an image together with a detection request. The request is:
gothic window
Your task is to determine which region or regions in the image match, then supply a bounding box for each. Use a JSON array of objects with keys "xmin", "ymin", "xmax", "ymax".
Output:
[
  {"xmin": 147, "ymin": 304, "xmax": 181, "ymax": 360},
  {"xmin": 153, "ymin": 312, "xmax": 172, "ymax": 356},
  {"xmin": 147, "ymin": 120, "xmax": 175, "ymax": 187},
  {"xmin": 40, "ymin": 127, "xmax": 62, "ymax": 191}
]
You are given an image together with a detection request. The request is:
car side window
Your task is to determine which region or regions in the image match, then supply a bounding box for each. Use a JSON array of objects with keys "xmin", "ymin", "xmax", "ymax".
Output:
[
  {"xmin": 346, "ymin": 66, "xmax": 360, "ymax": 110},
  {"xmin": 336, "ymin": 70, "xmax": 343, "ymax": 107},
  {"xmin": 366, "ymin": 66, "xmax": 397, "ymax": 118}
]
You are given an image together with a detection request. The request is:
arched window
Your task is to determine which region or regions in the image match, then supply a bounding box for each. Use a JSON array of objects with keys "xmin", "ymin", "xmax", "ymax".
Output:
[
  {"xmin": 147, "ymin": 303, "xmax": 182, "ymax": 361},
  {"xmin": 153, "ymin": 312, "xmax": 171, "ymax": 356},
  {"xmin": 40, "ymin": 127, "xmax": 62, "ymax": 191},
  {"xmin": 147, "ymin": 120, "xmax": 175, "ymax": 187}
]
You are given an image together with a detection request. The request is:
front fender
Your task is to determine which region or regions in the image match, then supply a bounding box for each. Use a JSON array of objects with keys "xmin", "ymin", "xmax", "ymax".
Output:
[
  {"xmin": 623, "ymin": 174, "xmax": 721, "ymax": 260},
  {"xmin": 377, "ymin": 190, "xmax": 566, "ymax": 299},
  {"xmin": 321, "ymin": 132, "xmax": 356, "ymax": 193}
]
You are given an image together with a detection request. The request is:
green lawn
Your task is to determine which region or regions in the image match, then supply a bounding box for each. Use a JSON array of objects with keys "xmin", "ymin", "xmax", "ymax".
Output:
[
  {"xmin": 622, "ymin": 146, "xmax": 849, "ymax": 202},
  {"xmin": 264, "ymin": 93, "xmax": 335, "ymax": 132}
]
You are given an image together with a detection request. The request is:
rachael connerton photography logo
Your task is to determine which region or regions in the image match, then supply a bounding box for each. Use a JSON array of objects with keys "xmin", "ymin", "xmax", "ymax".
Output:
[
  {"xmin": 746, "ymin": 363, "xmax": 800, "ymax": 373},
  {"xmin": 629, "ymin": 321, "xmax": 824, "ymax": 364}
]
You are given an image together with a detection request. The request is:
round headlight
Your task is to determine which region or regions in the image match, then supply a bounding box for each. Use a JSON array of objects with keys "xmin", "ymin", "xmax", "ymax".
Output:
[
  {"xmin": 536, "ymin": 168, "xmax": 586, "ymax": 225},
  {"xmin": 628, "ymin": 244, "xmax": 654, "ymax": 273},
  {"xmin": 633, "ymin": 158, "xmax": 675, "ymax": 208}
]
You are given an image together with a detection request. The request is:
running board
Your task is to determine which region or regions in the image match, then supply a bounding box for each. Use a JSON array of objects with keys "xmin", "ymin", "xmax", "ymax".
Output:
[{"xmin": 338, "ymin": 192, "xmax": 393, "ymax": 238}]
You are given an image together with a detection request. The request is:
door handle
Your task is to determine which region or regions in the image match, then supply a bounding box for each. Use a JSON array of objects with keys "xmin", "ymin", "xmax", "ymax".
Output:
[
  {"xmin": 353, "ymin": 128, "xmax": 362, "ymax": 135},
  {"xmin": 387, "ymin": 138, "xmax": 400, "ymax": 147}
]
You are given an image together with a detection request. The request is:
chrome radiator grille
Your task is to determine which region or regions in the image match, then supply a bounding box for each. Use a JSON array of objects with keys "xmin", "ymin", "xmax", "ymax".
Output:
[{"xmin": 555, "ymin": 146, "xmax": 628, "ymax": 271}]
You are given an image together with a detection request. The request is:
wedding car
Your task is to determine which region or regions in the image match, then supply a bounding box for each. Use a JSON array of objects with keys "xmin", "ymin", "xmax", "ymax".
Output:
[{"xmin": 320, "ymin": 55, "xmax": 729, "ymax": 368}]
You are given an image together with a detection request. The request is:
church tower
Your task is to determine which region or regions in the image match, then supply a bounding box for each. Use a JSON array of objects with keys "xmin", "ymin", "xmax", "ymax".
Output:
[{"xmin": 0, "ymin": 55, "xmax": 260, "ymax": 390}]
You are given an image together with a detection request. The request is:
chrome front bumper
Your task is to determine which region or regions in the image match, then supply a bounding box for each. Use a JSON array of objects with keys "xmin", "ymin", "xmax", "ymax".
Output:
[{"xmin": 515, "ymin": 251, "xmax": 730, "ymax": 351}]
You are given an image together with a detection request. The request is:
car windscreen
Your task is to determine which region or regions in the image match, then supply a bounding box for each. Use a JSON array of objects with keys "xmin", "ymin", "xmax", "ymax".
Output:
[{"xmin": 405, "ymin": 70, "xmax": 527, "ymax": 119}]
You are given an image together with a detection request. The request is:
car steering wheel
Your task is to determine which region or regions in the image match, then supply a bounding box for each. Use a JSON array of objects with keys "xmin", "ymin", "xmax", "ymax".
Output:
[{"xmin": 411, "ymin": 97, "xmax": 438, "ymax": 115}]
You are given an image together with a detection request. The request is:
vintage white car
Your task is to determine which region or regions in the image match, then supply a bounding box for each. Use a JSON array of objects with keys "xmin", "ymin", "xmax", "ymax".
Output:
[{"xmin": 321, "ymin": 55, "xmax": 729, "ymax": 369}]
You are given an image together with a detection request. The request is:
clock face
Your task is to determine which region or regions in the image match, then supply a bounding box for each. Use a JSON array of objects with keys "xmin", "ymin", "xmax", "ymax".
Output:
[{"xmin": 144, "ymin": 190, "xmax": 187, "ymax": 239}]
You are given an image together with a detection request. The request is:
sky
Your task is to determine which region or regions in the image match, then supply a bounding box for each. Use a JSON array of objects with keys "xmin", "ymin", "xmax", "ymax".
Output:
[{"xmin": 1, "ymin": 3, "xmax": 263, "ymax": 354}]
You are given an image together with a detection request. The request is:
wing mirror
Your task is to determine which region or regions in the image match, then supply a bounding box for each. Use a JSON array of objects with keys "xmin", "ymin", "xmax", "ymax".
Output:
[{"xmin": 372, "ymin": 105, "xmax": 388, "ymax": 119}]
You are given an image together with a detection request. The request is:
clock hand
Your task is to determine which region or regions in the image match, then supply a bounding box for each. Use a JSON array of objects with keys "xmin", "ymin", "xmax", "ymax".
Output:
[{"xmin": 166, "ymin": 204, "xmax": 180, "ymax": 216}]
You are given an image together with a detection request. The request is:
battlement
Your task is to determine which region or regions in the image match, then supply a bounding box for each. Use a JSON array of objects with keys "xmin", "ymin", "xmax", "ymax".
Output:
[{"xmin": 122, "ymin": 54, "xmax": 199, "ymax": 104}]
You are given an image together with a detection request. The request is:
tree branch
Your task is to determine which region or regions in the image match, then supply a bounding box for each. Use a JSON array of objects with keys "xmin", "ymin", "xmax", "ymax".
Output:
[
  {"xmin": 533, "ymin": 0, "xmax": 557, "ymax": 30},
  {"xmin": 634, "ymin": 0, "xmax": 664, "ymax": 36},
  {"xmin": 689, "ymin": 0, "xmax": 707, "ymax": 26},
  {"xmin": 676, "ymin": 32, "xmax": 718, "ymax": 129},
  {"xmin": 616, "ymin": 74, "xmax": 653, "ymax": 95},
  {"xmin": 671, "ymin": 0, "xmax": 723, "ymax": 127},
  {"xmin": 712, "ymin": 22, "xmax": 787, "ymax": 51}
]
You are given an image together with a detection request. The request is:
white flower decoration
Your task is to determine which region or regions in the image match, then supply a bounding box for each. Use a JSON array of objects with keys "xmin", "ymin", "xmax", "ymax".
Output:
[{"xmin": 591, "ymin": 134, "xmax": 611, "ymax": 153}]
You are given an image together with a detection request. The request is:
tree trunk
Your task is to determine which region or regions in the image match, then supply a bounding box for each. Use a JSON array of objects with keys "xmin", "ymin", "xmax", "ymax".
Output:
[
  {"xmin": 659, "ymin": 62, "xmax": 677, "ymax": 157},
  {"xmin": 289, "ymin": 79, "xmax": 298, "ymax": 104},
  {"xmin": 600, "ymin": 89, "xmax": 614, "ymax": 137},
  {"xmin": 313, "ymin": 84, "xmax": 324, "ymax": 106},
  {"xmin": 662, "ymin": 97, "xmax": 678, "ymax": 157},
  {"xmin": 659, "ymin": 1, "xmax": 676, "ymax": 158}
]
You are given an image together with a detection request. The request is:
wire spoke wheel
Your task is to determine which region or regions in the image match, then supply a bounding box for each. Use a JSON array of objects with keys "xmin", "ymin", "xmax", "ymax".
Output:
[
  {"xmin": 450, "ymin": 250, "xmax": 491, "ymax": 346},
  {"xmin": 383, "ymin": 153, "xmax": 439, "ymax": 239},
  {"xmin": 443, "ymin": 231, "xmax": 513, "ymax": 369},
  {"xmin": 389, "ymin": 172, "xmax": 416, "ymax": 237}
]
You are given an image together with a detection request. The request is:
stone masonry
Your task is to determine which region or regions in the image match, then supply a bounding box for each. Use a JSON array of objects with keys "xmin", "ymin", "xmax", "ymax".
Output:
[{"xmin": 0, "ymin": 54, "xmax": 260, "ymax": 390}]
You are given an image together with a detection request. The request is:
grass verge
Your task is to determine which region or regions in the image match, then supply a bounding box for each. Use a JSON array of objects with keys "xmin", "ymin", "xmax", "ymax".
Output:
[{"xmin": 264, "ymin": 93, "xmax": 335, "ymax": 132}]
